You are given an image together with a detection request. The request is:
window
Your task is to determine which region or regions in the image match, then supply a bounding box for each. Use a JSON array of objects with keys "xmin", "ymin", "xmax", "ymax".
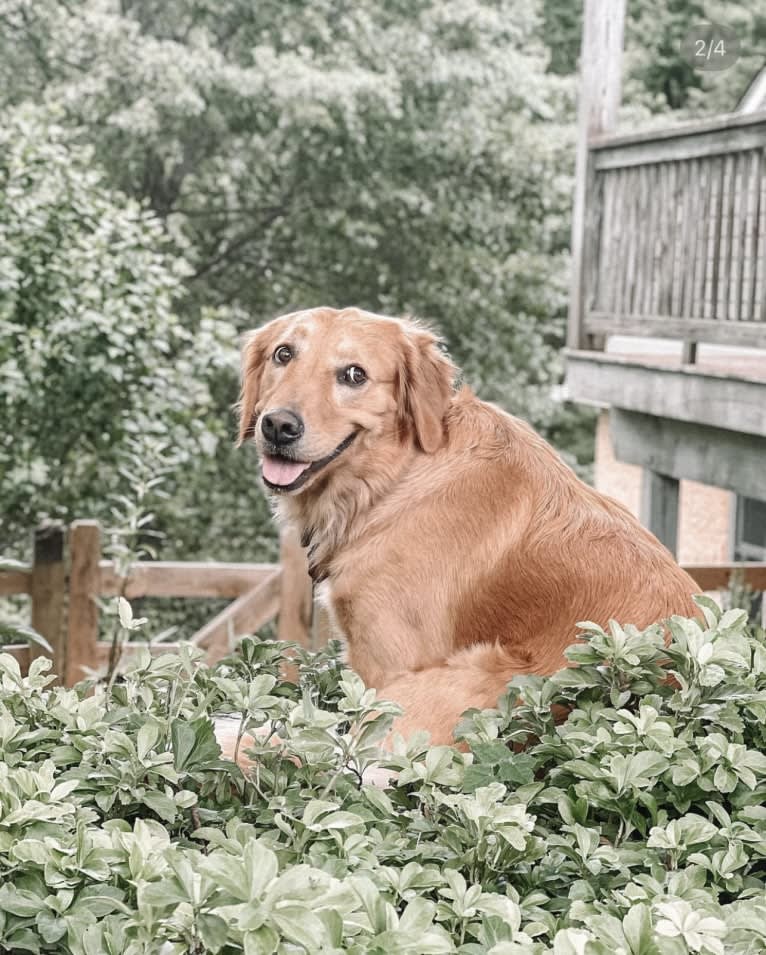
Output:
[
  {"xmin": 733, "ymin": 495, "xmax": 766, "ymax": 624},
  {"xmin": 734, "ymin": 496, "xmax": 766, "ymax": 561}
]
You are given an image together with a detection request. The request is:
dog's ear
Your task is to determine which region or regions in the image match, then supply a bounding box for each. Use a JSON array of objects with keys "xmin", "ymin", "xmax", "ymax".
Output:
[
  {"xmin": 236, "ymin": 328, "xmax": 271, "ymax": 446},
  {"xmin": 396, "ymin": 324, "xmax": 456, "ymax": 453}
]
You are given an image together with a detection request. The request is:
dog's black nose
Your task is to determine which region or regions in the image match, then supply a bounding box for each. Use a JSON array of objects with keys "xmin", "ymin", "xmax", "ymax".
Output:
[{"xmin": 261, "ymin": 409, "xmax": 304, "ymax": 446}]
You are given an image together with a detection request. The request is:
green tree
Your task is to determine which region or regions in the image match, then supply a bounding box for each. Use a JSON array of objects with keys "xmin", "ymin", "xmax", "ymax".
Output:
[
  {"xmin": 0, "ymin": 0, "xmax": 578, "ymax": 406},
  {"xmin": 0, "ymin": 0, "xmax": 594, "ymax": 563},
  {"xmin": 541, "ymin": 0, "xmax": 766, "ymax": 117},
  {"xmin": 624, "ymin": 0, "xmax": 764, "ymax": 115},
  {"xmin": 0, "ymin": 106, "xmax": 239, "ymax": 550}
]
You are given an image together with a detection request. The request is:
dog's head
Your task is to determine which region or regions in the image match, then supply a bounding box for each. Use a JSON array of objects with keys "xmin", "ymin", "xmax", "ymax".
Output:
[{"xmin": 237, "ymin": 307, "xmax": 456, "ymax": 495}]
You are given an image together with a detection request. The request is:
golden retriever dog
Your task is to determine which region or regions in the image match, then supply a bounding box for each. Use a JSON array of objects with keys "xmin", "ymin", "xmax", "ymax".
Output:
[{"xmin": 217, "ymin": 306, "xmax": 698, "ymax": 767}]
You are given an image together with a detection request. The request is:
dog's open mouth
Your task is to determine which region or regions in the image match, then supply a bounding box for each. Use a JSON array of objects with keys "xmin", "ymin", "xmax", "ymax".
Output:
[{"xmin": 262, "ymin": 431, "xmax": 357, "ymax": 492}]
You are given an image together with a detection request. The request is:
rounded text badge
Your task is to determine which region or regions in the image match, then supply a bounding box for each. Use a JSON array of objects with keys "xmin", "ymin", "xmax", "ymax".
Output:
[{"xmin": 681, "ymin": 23, "xmax": 740, "ymax": 71}]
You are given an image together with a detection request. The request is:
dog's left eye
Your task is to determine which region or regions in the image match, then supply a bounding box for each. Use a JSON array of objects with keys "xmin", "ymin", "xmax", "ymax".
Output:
[{"xmin": 340, "ymin": 365, "xmax": 367, "ymax": 386}]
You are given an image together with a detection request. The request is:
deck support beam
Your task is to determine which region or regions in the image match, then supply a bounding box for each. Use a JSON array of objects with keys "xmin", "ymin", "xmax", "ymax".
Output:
[
  {"xmin": 610, "ymin": 409, "xmax": 766, "ymax": 502},
  {"xmin": 565, "ymin": 351, "xmax": 766, "ymax": 438}
]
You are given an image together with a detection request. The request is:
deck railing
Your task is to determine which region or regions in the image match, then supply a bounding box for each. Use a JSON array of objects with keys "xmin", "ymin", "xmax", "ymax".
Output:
[
  {"xmin": 0, "ymin": 520, "xmax": 321, "ymax": 684},
  {"xmin": 574, "ymin": 109, "xmax": 766, "ymax": 350}
]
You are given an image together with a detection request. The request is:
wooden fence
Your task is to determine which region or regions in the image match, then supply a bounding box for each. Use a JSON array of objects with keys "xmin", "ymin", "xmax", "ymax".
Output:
[
  {"xmin": 0, "ymin": 519, "xmax": 320, "ymax": 684},
  {"xmin": 1, "ymin": 519, "xmax": 765, "ymax": 686}
]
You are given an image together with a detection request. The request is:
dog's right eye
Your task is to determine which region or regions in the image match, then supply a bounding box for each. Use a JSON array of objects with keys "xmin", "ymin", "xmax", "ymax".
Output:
[
  {"xmin": 273, "ymin": 345, "xmax": 293, "ymax": 365},
  {"xmin": 340, "ymin": 365, "xmax": 367, "ymax": 386}
]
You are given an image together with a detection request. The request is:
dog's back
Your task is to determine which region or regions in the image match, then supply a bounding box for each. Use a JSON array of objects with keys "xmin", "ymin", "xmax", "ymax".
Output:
[{"xmin": 320, "ymin": 386, "xmax": 698, "ymax": 744}]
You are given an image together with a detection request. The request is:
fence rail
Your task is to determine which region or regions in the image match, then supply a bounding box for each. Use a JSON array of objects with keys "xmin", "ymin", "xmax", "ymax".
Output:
[
  {"xmin": 0, "ymin": 519, "xmax": 317, "ymax": 684},
  {"xmin": 2, "ymin": 520, "xmax": 765, "ymax": 686},
  {"xmin": 578, "ymin": 109, "xmax": 766, "ymax": 350}
]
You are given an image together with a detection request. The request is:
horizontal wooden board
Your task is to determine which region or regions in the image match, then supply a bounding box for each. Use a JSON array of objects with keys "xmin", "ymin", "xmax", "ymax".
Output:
[
  {"xmin": 99, "ymin": 560, "xmax": 279, "ymax": 599},
  {"xmin": 610, "ymin": 410, "xmax": 766, "ymax": 501},
  {"xmin": 189, "ymin": 569, "xmax": 282, "ymax": 662},
  {"xmin": 585, "ymin": 314, "xmax": 766, "ymax": 348},
  {"xmin": 564, "ymin": 350, "xmax": 766, "ymax": 437},
  {"xmin": 590, "ymin": 108, "xmax": 766, "ymax": 152},
  {"xmin": 593, "ymin": 123, "xmax": 766, "ymax": 169},
  {"xmin": 683, "ymin": 564, "xmax": 766, "ymax": 591},
  {"xmin": 0, "ymin": 569, "xmax": 31, "ymax": 596}
]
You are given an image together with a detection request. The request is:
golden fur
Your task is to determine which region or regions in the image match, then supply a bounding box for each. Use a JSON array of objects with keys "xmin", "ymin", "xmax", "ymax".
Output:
[{"xmin": 230, "ymin": 306, "xmax": 698, "ymax": 749}]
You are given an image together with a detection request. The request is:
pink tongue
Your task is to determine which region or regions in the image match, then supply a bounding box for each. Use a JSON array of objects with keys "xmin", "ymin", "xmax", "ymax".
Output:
[{"xmin": 262, "ymin": 456, "xmax": 311, "ymax": 486}]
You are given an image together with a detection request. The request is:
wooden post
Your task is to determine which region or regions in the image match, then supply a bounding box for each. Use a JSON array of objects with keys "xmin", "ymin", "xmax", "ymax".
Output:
[
  {"xmin": 567, "ymin": 0, "xmax": 626, "ymax": 350},
  {"xmin": 277, "ymin": 526, "xmax": 313, "ymax": 649},
  {"xmin": 30, "ymin": 523, "xmax": 67, "ymax": 680},
  {"xmin": 65, "ymin": 520, "xmax": 101, "ymax": 686},
  {"xmin": 641, "ymin": 470, "xmax": 680, "ymax": 557}
]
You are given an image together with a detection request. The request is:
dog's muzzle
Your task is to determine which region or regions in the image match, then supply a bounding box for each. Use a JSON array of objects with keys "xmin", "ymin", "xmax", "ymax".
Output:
[{"xmin": 261, "ymin": 430, "xmax": 358, "ymax": 493}]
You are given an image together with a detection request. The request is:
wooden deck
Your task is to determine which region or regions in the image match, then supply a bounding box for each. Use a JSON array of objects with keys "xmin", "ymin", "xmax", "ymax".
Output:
[{"xmin": 566, "ymin": 101, "xmax": 766, "ymax": 550}]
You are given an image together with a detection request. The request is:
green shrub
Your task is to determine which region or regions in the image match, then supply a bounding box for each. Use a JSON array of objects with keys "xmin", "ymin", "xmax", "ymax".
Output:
[
  {"xmin": 1, "ymin": 598, "xmax": 765, "ymax": 954},
  {"xmin": 0, "ymin": 105, "xmax": 241, "ymax": 554}
]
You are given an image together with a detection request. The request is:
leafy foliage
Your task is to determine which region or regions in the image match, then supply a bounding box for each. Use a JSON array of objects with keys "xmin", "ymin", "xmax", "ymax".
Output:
[
  {"xmin": 0, "ymin": 0, "xmax": 594, "ymax": 568},
  {"xmin": 0, "ymin": 106, "xmax": 239, "ymax": 549},
  {"xmin": 542, "ymin": 0, "xmax": 765, "ymax": 118},
  {"xmin": 1, "ymin": 600, "xmax": 765, "ymax": 953},
  {"xmin": 624, "ymin": 0, "xmax": 765, "ymax": 116}
]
